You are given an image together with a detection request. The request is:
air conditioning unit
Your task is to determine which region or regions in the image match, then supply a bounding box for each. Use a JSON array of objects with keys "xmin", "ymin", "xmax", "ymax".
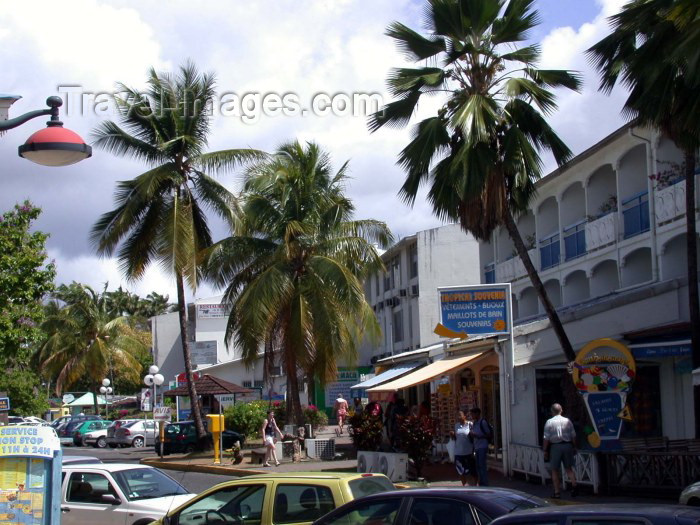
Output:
[
  {"xmin": 387, "ymin": 297, "xmax": 399, "ymax": 308},
  {"xmin": 410, "ymin": 285, "xmax": 419, "ymax": 297},
  {"xmin": 399, "ymin": 289, "xmax": 407, "ymax": 297},
  {"xmin": 270, "ymin": 366, "xmax": 283, "ymax": 377},
  {"xmin": 357, "ymin": 451, "xmax": 379, "ymax": 473},
  {"xmin": 376, "ymin": 452, "xmax": 408, "ymax": 482},
  {"xmin": 305, "ymin": 438, "xmax": 335, "ymax": 460},
  {"xmin": 275, "ymin": 440, "xmax": 295, "ymax": 460}
]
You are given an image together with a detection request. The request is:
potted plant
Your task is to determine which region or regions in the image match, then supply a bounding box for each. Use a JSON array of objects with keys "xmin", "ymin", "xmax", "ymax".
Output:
[
  {"xmin": 396, "ymin": 415, "xmax": 434, "ymax": 478},
  {"xmin": 348, "ymin": 411, "xmax": 383, "ymax": 451}
]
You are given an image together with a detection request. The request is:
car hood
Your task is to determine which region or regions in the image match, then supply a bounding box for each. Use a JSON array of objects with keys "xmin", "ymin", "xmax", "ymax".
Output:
[{"xmin": 128, "ymin": 493, "xmax": 197, "ymax": 514}]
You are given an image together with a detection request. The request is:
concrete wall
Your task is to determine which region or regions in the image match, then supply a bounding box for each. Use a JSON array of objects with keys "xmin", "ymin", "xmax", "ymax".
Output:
[{"xmin": 151, "ymin": 311, "xmax": 185, "ymax": 384}]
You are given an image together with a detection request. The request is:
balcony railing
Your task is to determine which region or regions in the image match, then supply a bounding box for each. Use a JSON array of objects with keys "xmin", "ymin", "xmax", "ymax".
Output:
[
  {"xmin": 539, "ymin": 232, "xmax": 560, "ymax": 270},
  {"xmin": 622, "ymin": 191, "xmax": 650, "ymax": 239},
  {"xmin": 564, "ymin": 220, "xmax": 586, "ymax": 261},
  {"xmin": 654, "ymin": 177, "xmax": 686, "ymax": 225},
  {"xmin": 585, "ymin": 212, "xmax": 617, "ymax": 251}
]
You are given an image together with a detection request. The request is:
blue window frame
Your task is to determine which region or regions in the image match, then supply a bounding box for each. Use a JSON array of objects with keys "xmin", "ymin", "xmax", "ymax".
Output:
[
  {"xmin": 564, "ymin": 221, "xmax": 586, "ymax": 261},
  {"xmin": 484, "ymin": 263, "xmax": 495, "ymax": 284},
  {"xmin": 622, "ymin": 191, "xmax": 650, "ymax": 239},
  {"xmin": 539, "ymin": 233, "xmax": 560, "ymax": 270}
]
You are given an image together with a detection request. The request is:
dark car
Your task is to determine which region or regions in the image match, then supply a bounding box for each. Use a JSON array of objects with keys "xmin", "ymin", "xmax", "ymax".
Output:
[
  {"xmin": 58, "ymin": 415, "xmax": 102, "ymax": 445},
  {"xmin": 490, "ymin": 504, "xmax": 700, "ymax": 525},
  {"xmin": 155, "ymin": 420, "xmax": 245, "ymax": 455},
  {"xmin": 312, "ymin": 487, "xmax": 550, "ymax": 525}
]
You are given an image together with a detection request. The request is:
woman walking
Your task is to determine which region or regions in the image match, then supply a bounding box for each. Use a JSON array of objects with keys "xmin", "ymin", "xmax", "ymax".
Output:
[
  {"xmin": 451, "ymin": 411, "xmax": 476, "ymax": 486},
  {"xmin": 334, "ymin": 394, "xmax": 349, "ymax": 435},
  {"xmin": 261, "ymin": 410, "xmax": 283, "ymax": 467}
]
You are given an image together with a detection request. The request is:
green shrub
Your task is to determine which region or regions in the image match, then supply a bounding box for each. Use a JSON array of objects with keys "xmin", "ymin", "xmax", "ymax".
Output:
[
  {"xmin": 348, "ymin": 411, "xmax": 383, "ymax": 451},
  {"xmin": 224, "ymin": 401, "xmax": 269, "ymax": 439},
  {"xmin": 303, "ymin": 405, "xmax": 328, "ymax": 429}
]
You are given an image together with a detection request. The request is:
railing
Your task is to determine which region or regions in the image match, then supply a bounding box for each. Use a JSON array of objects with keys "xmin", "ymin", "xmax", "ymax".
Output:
[
  {"xmin": 495, "ymin": 257, "xmax": 516, "ymax": 283},
  {"xmin": 655, "ymin": 178, "xmax": 686, "ymax": 225},
  {"xmin": 539, "ymin": 233, "xmax": 560, "ymax": 270},
  {"xmin": 622, "ymin": 191, "xmax": 650, "ymax": 239},
  {"xmin": 484, "ymin": 263, "xmax": 495, "ymax": 284},
  {"xmin": 563, "ymin": 221, "xmax": 586, "ymax": 261},
  {"xmin": 605, "ymin": 450, "xmax": 700, "ymax": 494},
  {"xmin": 585, "ymin": 212, "xmax": 617, "ymax": 251},
  {"xmin": 509, "ymin": 443, "xmax": 599, "ymax": 493},
  {"xmin": 513, "ymin": 249, "xmax": 537, "ymax": 280}
]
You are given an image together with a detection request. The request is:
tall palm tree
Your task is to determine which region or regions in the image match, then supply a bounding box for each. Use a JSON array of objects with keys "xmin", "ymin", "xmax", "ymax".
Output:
[
  {"xmin": 203, "ymin": 141, "xmax": 392, "ymax": 424},
  {"xmin": 91, "ymin": 62, "xmax": 265, "ymax": 438},
  {"xmin": 36, "ymin": 283, "xmax": 146, "ymax": 414},
  {"xmin": 370, "ymin": 0, "xmax": 582, "ymax": 362},
  {"xmin": 587, "ymin": 0, "xmax": 700, "ymax": 436}
]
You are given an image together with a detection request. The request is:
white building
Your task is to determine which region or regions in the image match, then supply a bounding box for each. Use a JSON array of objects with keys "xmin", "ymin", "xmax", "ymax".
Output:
[{"xmin": 479, "ymin": 123, "xmax": 699, "ymax": 490}]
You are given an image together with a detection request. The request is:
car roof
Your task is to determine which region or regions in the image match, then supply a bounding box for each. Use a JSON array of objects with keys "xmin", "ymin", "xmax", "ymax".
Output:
[
  {"xmin": 62, "ymin": 463, "xmax": 154, "ymax": 472},
  {"xmin": 240, "ymin": 472, "xmax": 389, "ymax": 481},
  {"xmin": 502, "ymin": 504, "xmax": 700, "ymax": 519}
]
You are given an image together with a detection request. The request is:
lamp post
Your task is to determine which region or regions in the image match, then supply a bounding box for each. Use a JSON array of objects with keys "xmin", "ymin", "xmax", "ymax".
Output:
[
  {"xmin": 144, "ymin": 366, "xmax": 164, "ymax": 446},
  {"xmin": 0, "ymin": 95, "xmax": 91, "ymax": 166},
  {"xmin": 99, "ymin": 378, "xmax": 112, "ymax": 418}
]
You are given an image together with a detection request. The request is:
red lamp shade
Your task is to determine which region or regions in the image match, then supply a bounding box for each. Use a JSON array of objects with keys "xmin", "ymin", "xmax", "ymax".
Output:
[{"xmin": 18, "ymin": 125, "xmax": 92, "ymax": 167}]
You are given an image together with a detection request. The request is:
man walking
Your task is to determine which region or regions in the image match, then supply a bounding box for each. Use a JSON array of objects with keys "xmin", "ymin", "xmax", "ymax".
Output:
[
  {"xmin": 469, "ymin": 408, "xmax": 492, "ymax": 486},
  {"xmin": 543, "ymin": 403, "xmax": 578, "ymax": 498}
]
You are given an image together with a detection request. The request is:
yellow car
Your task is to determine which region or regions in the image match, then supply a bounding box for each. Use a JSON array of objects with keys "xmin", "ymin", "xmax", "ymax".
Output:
[{"xmin": 152, "ymin": 472, "xmax": 395, "ymax": 525}]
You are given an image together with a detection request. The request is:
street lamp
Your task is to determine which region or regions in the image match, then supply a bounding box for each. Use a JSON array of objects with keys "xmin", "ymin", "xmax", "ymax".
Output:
[
  {"xmin": 0, "ymin": 94, "xmax": 91, "ymax": 167},
  {"xmin": 144, "ymin": 366, "xmax": 164, "ymax": 439},
  {"xmin": 99, "ymin": 378, "xmax": 112, "ymax": 418}
]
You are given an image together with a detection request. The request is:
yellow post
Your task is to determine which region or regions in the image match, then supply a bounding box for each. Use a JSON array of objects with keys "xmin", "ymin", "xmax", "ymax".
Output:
[{"xmin": 206, "ymin": 414, "xmax": 224, "ymax": 465}]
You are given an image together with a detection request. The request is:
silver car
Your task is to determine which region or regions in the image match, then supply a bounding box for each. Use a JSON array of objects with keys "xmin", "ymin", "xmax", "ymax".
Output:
[
  {"xmin": 111, "ymin": 420, "xmax": 157, "ymax": 448},
  {"xmin": 104, "ymin": 419, "xmax": 142, "ymax": 448}
]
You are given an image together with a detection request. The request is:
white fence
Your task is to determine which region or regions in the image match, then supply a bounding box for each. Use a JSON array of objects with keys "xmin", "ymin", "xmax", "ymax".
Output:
[{"xmin": 510, "ymin": 442, "xmax": 600, "ymax": 494}]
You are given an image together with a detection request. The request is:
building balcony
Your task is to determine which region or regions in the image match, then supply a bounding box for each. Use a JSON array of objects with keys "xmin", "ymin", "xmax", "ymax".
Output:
[
  {"xmin": 495, "ymin": 256, "xmax": 517, "ymax": 282},
  {"xmin": 655, "ymin": 178, "xmax": 685, "ymax": 225},
  {"xmin": 585, "ymin": 212, "xmax": 617, "ymax": 251},
  {"xmin": 564, "ymin": 221, "xmax": 587, "ymax": 261},
  {"xmin": 539, "ymin": 233, "xmax": 560, "ymax": 271},
  {"xmin": 622, "ymin": 191, "xmax": 650, "ymax": 239}
]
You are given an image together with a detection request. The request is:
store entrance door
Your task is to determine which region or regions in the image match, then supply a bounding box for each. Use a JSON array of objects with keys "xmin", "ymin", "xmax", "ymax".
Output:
[{"xmin": 480, "ymin": 366, "xmax": 502, "ymax": 459}]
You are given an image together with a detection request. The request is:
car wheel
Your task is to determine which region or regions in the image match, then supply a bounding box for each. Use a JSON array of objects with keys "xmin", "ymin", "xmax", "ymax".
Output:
[
  {"xmin": 96, "ymin": 437, "xmax": 107, "ymax": 449},
  {"xmin": 132, "ymin": 437, "xmax": 145, "ymax": 448},
  {"xmin": 688, "ymin": 497, "xmax": 700, "ymax": 507}
]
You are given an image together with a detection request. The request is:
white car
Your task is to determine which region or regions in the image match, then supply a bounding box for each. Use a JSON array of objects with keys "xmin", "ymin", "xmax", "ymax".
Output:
[
  {"xmin": 680, "ymin": 481, "xmax": 700, "ymax": 506},
  {"xmin": 83, "ymin": 426, "xmax": 111, "ymax": 448},
  {"xmin": 61, "ymin": 463, "xmax": 196, "ymax": 525}
]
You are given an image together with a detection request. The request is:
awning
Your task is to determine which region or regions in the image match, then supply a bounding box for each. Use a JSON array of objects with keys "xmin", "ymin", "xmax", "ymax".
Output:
[
  {"xmin": 367, "ymin": 351, "xmax": 491, "ymax": 393},
  {"xmin": 351, "ymin": 362, "xmax": 423, "ymax": 390}
]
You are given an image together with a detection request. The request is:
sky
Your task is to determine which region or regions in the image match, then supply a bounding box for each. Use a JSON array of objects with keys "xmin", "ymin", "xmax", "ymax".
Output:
[{"xmin": 0, "ymin": 0, "xmax": 631, "ymax": 303}]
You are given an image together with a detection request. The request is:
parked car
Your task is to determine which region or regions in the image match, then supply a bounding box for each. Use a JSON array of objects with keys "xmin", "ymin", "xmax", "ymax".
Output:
[
  {"xmin": 680, "ymin": 481, "xmax": 700, "ymax": 506},
  {"xmin": 490, "ymin": 504, "xmax": 700, "ymax": 525},
  {"xmin": 313, "ymin": 487, "xmax": 550, "ymax": 525},
  {"xmin": 111, "ymin": 420, "xmax": 158, "ymax": 448},
  {"xmin": 7, "ymin": 416, "xmax": 26, "ymax": 425},
  {"xmin": 62, "ymin": 455, "xmax": 103, "ymax": 465},
  {"xmin": 52, "ymin": 415, "xmax": 72, "ymax": 428},
  {"xmin": 73, "ymin": 420, "xmax": 112, "ymax": 446},
  {"xmin": 155, "ymin": 420, "xmax": 245, "ymax": 455},
  {"xmin": 105, "ymin": 419, "xmax": 141, "ymax": 448},
  {"xmin": 152, "ymin": 472, "xmax": 396, "ymax": 525},
  {"xmin": 58, "ymin": 416, "xmax": 103, "ymax": 445},
  {"xmin": 61, "ymin": 463, "xmax": 196, "ymax": 525}
]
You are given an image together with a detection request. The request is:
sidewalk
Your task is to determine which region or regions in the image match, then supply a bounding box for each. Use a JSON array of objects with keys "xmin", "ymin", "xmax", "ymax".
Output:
[{"xmin": 142, "ymin": 427, "xmax": 673, "ymax": 504}]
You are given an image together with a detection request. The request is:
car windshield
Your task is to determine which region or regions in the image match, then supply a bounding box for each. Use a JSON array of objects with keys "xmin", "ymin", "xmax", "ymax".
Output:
[
  {"xmin": 166, "ymin": 424, "xmax": 184, "ymax": 434},
  {"xmin": 8, "ymin": 417, "xmax": 24, "ymax": 424},
  {"xmin": 112, "ymin": 468, "xmax": 188, "ymax": 501},
  {"xmin": 348, "ymin": 477, "xmax": 396, "ymax": 499}
]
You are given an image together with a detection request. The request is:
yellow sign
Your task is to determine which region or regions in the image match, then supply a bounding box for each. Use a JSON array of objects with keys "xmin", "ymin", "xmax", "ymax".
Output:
[{"xmin": 434, "ymin": 323, "xmax": 468, "ymax": 339}]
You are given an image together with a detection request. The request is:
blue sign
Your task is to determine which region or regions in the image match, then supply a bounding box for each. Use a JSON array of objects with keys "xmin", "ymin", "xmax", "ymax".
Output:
[
  {"xmin": 178, "ymin": 409, "xmax": 191, "ymax": 420},
  {"xmin": 584, "ymin": 392, "xmax": 625, "ymax": 439},
  {"xmin": 632, "ymin": 344, "xmax": 691, "ymax": 358},
  {"xmin": 0, "ymin": 397, "xmax": 9, "ymax": 411},
  {"xmin": 439, "ymin": 286, "xmax": 510, "ymax": 335}
]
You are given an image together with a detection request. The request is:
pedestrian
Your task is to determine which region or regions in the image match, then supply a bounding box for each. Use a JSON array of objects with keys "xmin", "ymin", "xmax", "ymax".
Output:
[
  {"xmin": 543, "ymin": 403, "xmax": 578, "ymax": 498},
  {"xmin": 260, "ymin": 410, "xmax": 283, "ymax": 467},
  {"xmin": 353, "ymin": 397, "xmax": 363, "ymax": 413},
  {"xmin": 334, "ymin": 394, "xmax": 349, "ymax": 435},
  {"xmin": 469, "ymin": 408, "xmax": 493, "ymax": 486},
  {"xmin": 384, "ymin": 400, "xmax": 395, "ymax": 442},
  {"xmin": 451, "ymin": 411, "xmax": 476, "ymax": 486},
  {"xmin": 391, "ymin": 398, "xmax": 407, "ymax": 448}
]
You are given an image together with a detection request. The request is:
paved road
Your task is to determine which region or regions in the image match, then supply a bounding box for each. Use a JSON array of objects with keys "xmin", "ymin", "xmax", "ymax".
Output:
[{"xmin": 61, "ymin": 444, "xmax": 235, "ymax": 494}]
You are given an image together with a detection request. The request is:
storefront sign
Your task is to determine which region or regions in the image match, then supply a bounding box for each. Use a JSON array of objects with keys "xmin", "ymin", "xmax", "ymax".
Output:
[
  {"xmin": 573, "ymin": 338, "xmax": 636, "ymax": 446},
  {"xmin": 0, "ymin": 426, "xmax": 59, "ymax": 459},
  {"xmin": 193, "ymin": 341, "xmax": 217, "ymax": 365},
  {"xmin": 175, "ymin": 372, "xmax": 201, "ymax": 387},
  {"xmin": 438, "ymin": 285, "xmax": 510, "ymax": 336},
  {"xmin": 631, "ymin": 343, "xmax": 691, "ymax": 358},
  {"xmin": 154, "ymin": 407, "xmax": 172, "ymax": 421},
  {"xmin": 196, "ymin": 303, "xmax": 227, "ymax": 319},
  {"xmin": 0, "ymin": 398, "xmax": 9, "ymax": 411}
]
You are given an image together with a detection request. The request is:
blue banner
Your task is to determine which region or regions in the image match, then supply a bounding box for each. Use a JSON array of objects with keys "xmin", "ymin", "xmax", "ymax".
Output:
[
  {"xmin": 584, "ymin": 392, "xmax": 624, "ymax": 439},
  {"xmin": 439, "ymin": 287, "xmax": 509, "ymax": 335},
  {"xmin": 632, "ymin": 344, "xmax": 691, "ymax": 358}
]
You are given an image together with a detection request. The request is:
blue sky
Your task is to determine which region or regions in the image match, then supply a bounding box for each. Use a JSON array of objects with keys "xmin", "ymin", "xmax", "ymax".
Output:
[{"xmin": 0, "ymin": 0, "xmax": 630, "ymax": 301}]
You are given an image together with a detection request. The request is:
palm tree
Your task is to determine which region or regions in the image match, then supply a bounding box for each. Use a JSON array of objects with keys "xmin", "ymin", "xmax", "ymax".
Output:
[
  {"xmin": 36, "ymin": 283, "xmax": 146, "ymax": 414},
  {"xmin": 203, "ymin": 141, "xmax": 392, "ymax": 424},
  {"xmin": 587, "ymin": 0, "xmax": 700, "ymax": 436},
  {"xmin": 91, "ymin": 62, "xmax": 265, "ymax": 439},
  {"xmin": 370, "ymin": 0, "xmax": 582, "ymax": 362}
]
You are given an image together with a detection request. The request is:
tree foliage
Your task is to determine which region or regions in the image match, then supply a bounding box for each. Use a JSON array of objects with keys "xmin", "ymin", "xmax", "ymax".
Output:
[{"xmin": 0, "ymin": 202, "xmax": 55, "ymax": 416}]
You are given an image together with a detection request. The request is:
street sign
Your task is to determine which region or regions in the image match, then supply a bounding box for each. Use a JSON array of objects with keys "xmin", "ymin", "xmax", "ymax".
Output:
[
  {"xmin": 0, "ymin": 398, "xmax": 9, "ymax": 411},
  {"xmin": 61, "ymin": 394, "xmax": 74, "ymax": 404},
  {"xmin": 154, "ymin": 407, "xmax": 172, "ymax": 421}
]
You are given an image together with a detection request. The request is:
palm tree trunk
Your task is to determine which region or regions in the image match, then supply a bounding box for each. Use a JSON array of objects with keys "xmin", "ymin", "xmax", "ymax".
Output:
[
  {"xmin": 175, "ymin": 273, "xmax": 206, "ymax": 440},
  {"xmin": 502, "ymin": 208, "xmax": 577, "ymax": 362},
  {"xmin": 683, "ymin": 150, "xmax": 700, "ymax": 438},
  {"xmin": 284, "ymin": 343, "xmax": 303, "ymax": 426}
]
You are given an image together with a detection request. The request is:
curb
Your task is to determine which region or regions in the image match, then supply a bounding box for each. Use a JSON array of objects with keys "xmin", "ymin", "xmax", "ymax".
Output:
[{"xmin": 141, "ymin": 457, "xmax": 266, "ymax": 477}]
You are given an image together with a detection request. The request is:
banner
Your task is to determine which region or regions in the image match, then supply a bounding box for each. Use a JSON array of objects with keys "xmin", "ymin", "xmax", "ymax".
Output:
[
  {"xmin": 140, "ymin": 389, "xmax": 152, "ymax": 412},
  {"xmin": 438, "ymin": 284, "xmax": 511, "ymax": 336},
  {"xmin": 0, "ymin": 426, "xmax": 59, "ymax": 459}
]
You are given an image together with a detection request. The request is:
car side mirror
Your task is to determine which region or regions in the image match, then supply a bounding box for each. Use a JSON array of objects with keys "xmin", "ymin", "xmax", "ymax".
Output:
[{"xmin": 101, "ymin": 494, "xmax": 121, "ymax": 505}]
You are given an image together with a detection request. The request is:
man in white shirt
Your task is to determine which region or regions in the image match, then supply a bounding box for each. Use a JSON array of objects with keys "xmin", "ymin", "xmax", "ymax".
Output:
[{"xmin": 543, "ymin": 403, "xmax": 578, "ymax": 498}]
